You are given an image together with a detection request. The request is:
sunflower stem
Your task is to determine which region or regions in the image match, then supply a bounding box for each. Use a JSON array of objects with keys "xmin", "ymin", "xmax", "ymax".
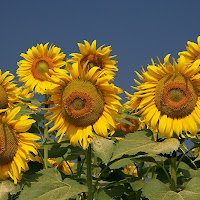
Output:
[
  {"xmin": 77, "ymin": 156, "xmax": 82, "ymax": 177},
  {"xmin": 156, "ymin": 162, "xmax": 171, "ymax": 182},
  {"xmin": 139, "ymin": 162, "xmax": 144, "ymax": 179},
  {"xmin": 170, "ymin": 151, "xmax": 177, "ymax": 191},
  {"xmin": 86, "ymin": 144, "xmax": 93, "ymax": 200},
  {"xmin": 43, "ymin": 94, "xmax": 49, "ymax": 169},
  {"xmin": 92, "ymin": 165, "xmax": 109, "ymax": 197}
]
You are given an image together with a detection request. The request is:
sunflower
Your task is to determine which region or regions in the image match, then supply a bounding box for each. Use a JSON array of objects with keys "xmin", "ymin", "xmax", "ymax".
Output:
[
  {"xmin": 0, "ymin": 107, "xmax": 40, "ymax": 184},
  {"xmin": 124, "ymin": 165, "xmax": 138, "ymax": 177},
  {"xmin": 48, "ymin": 158, "xmax": 74, "ymax": 175},
  {"xmin": 17, "ymin": 43, "xmax": 66, "ymax": 94},
  {"xmin": 179, "ymin": 36, "xmax": 200, "ymax": 68},
  {"xmin": 0, "ymin": 70, "xmax": 20, "ymax": 113},
  {"xmin": 126, "ymin": 55, "xmax": 200, "ymax": 138},
  {"xmin": 45, "ymin": 62, "xmax": 122, "ymax": 149},
  {"xmin": 117, "ymin": 118, "xmax": 140, "ymax": 133},
  {"xmin": 68, "ymin": 40, "xmax": 118, "ymax": 76}
]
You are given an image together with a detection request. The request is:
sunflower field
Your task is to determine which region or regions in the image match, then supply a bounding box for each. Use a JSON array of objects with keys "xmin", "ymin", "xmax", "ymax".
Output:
[{"xmin": 1, "ymin": 38, "xmax": 200, "ymax": 200}]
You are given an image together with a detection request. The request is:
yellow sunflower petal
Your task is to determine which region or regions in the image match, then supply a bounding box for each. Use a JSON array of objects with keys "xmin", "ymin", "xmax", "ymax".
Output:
[{"xmin": 17, "ymin": 43, "xmax": 66, "ymax": 94}]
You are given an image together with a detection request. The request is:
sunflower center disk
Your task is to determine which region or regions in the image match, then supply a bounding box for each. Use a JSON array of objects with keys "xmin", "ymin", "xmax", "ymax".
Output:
[
  {"xmin": 80, "ymin": 54, "xmax": 102, "ymax": 69},
  {"xmin": 0, "ymin": 85, "xmax": 8, "ymax": 109},
  {"xmin": 0, "ymin": 123, "xmax": 18, "ymax": 165},
  {"xmin": 168, "ymin": 88, "xmax": 185, "ymax": 102},
  {"xmin": 71, "ymin": 98, "xmax": 87, "ymax": 110},
  {"xmin": 36, "ymin": 61, "xmax": 49, "ymax": 75},
  {"xmin": 62, "ymin": 79, "xmax": 105, "ymax": 126},
  {"xmin": 155, "ymin": 74, "xmax": 198, "ymax": 118},
  {"xmin": 32, "ymin": 59, "xmax": 50, "ymax": 81}
]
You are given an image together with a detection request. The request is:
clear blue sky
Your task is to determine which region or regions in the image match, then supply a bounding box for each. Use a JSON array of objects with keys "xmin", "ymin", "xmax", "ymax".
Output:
[{"xmin": 1, "ymin": 0, "xmax": 200, "ymax": 101}]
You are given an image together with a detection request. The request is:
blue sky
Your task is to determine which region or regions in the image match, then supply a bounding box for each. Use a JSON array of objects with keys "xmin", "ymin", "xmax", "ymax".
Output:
[{"xmin": 1, "ymin": 0, "xmax": 200, "ymax": 101}]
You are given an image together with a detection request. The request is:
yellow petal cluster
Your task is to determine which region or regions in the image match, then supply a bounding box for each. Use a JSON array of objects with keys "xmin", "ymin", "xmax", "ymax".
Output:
[
  {"xmin": 68, "ymin": 40, "xmax": 118, "ymax": 76},
  {"xmin": 17, "ymin": 43, "xmax": 66, "ymax": 94},
  {"xmin": 126, "ymin": 55, "xmax": 200, "ymax": 138},
  {"xmin": 179, "ymin": 36, "xmax": 200, "ymax": 68},
  {"xmin": 48, "ymin": 158, "xmax": 74, "ymax": 175},
  {"xmin": 0, "ymin": 70, "xmax": 20, "ymax": 113},
  {"xmin": 0, "ymin": 107, "xmax": 40, "ymax": 184},
  {"xmin": 45, "ymin": 62, "xmax": 122, "ymax": 149}
]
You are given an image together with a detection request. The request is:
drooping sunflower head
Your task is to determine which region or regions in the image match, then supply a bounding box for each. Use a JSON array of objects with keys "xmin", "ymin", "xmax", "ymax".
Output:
[
  {"xmin": 126, "ymin": 54, "xmax": 200, "ymax": 138},
  {"xmin": 117, "ymin": 117, "xmax": 141, "ymax": 133},
  {"xmin": 179, "ymin": 36, "xmax": 200, "ymax": 68},
  {"xmin": 68, "ymin": 40, "xmax": 118, "ymax": 76},
  {"xmin": 0, "ymin": 70, "xmax": 20, "ymax": 113},
  {"xmin": 17, "ymin": 43, "xmax": 66, "ymax": 94},
  {"xmin": 0, "ymin": 107, "xmax": 40, "ymax": 183},
  {"xmin": 124, "ymin": 165, "xmax": 138, "ymax": 177},
  {"xmin": 48, "ymin": 158, "xmax": 74, "ymax": 175},
  {"xmin": 46, "ymin": 62, "xmax": 122, "ymax": 149}
]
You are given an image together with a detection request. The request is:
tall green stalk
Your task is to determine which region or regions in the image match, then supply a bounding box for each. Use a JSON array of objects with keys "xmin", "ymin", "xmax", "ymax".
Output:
[
  {"xmin": 43, "ymin": 94, "xmax": 49, "ymax": 169},
  {"xmin": 170, "ymin": 151, "xmax": 177, "ymax": 191},
  {"xmin": 77, "ymin": 156, "xmax": 82, "ymax": 177},
  {"xmin": 86, "ymin": 144, "xmax": 93, "ymax": 200}
]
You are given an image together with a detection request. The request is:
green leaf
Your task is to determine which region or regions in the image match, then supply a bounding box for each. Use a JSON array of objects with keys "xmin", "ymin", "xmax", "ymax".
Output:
[
  {"xmin": 122, "ymin": 114, "xmax": 139, "ymax": 120},
  {"xmin": 180, "ymin": 177, "xmax": 200, "ymax": 199},
  {"xmin": 13, "ymin": 104, "xmax": 35, "ymax": 119},
  {"xmin": 31, "ymin": 113, "xmax": 45, "ymax": 123},
  {"xmin": 63, "ymin": 145, "xmax": 85, "ymax": 160},
  {"xmin": 115, "ymin": 118, "xmax": 135, "ymax": 126},
  {"xmin": 191, "ymin": 138, "xmax": 200, "ymax": 144},
  {"xmin": 95, "ymin": 190, "xmax": 114, "ymax": 200},
  {"xmin": 178, "ymin": 162, "xmax": 194, "ymax": 178},
  {"xmin": 111, "ymin": 130, "xmax": 153, "ymax": 161},
  {"xmin": 111, "ymin": 131, "xmax": 126, "ymax": 139},
  {"xmin": 111, "ymin": 130, "xmax": 180, "ymax": 161},
  {"xmin": 178, "ymin": 161, "xmax": 192, "ymax": 170},
  {"xmin": 130, "ymin": 179, "xmax": 145, "ymax": 191},
  {"xmin": 142, "ymin": 177, "xmax": 200, "ymax": 200},
  {"xmin": 96, "ymin": 186, "xmax": 126, "ymax": 200},
  {"xmin": 142, "ymin": 179, "xmax": 180, "ymax": 200},
  {"xmin": 30, "ymin": 97, "xmax": 41, "ymax": 107},
  {"xmin": 0, "ymin": 180, "xmax": 20, "ymax": 200},
  {"xmin": 179, "ymin": 142, "xmax": 190, "ymax": 153},
  {"xmin": 109, "ymin": 157, "xmax": 134, "ymax": 169},
  {"xmin": 91, "ymin": 136, "xmax": 114, "ymax": 165},
  {"xmin": 18, "ymin": 168, "xmax": 87, "ymax": 200},
  {"xmin": 29, "ymin": 125, "xmax": 43, "ymax": 135},
  {"xmin": 186, "ymin": 169, "xmax": 200, "ymax": 178},
  {"xmin": 118, "ymin": 107, "xmax": 132, "ymax": 115},
  {"xmin": 151, "ymin": 138, "xmax": 180, "ymax": 154},
  {"xmin": 20, "ymin": 96, "xmax": 41, "ymax": 107},
  {"xmin": 48, "ymin": 143, "xmax": 69, "ymax": 158},
  {"xmin": 194, "ymin": 154, "xmax": 200, "ymax": 162}
]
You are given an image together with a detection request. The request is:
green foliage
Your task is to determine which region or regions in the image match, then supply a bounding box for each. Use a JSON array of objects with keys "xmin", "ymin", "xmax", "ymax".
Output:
[
  {"xmin": 115, "ymin": 118, "xmax": 135, "ymax": 126},
  {"xmin": 91, "ymin": 136, "xmax": 114, "ymax": 165},
  {"xmin": 4, "ymin": 95, "xmax": 200, "ymax": 199},
  {"xmin": 118, "ymin": 107, "xmax": 139, "ymax": 119},
  {"xmin": 111, "ymin": 130, "xmax": 180, "ymax": 161},
  {"xmin": 109, "ymin": 158, "xmax": 134, "ymax": 169},
  {"xmin": 20, "ymin": 96, "xmax": 41, "ymax": 107},
  {"xmin": 13, "ymin": 104, "xmax": 36, "ymax": 119},
  {"xmin": 130, "ymin": 179, "xmax": 145, "ymax": 191},
  {"xmin": 142, "ymin": 177, "xmax": 200, "ymax": 200},
  {"xmin": 0, "ymin": 180, "xmax": 20, "ymax": 200},
  {"xmin": 18, "ymin": 168, "xmax": 87, "ymax": 200},
  {"xmin": 5, "ymin": 119, "xmax": 200, "ymax": 200},
  {"xmin": 95, "ymin": 186, "xmax": 127, "ymax": 200}
]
